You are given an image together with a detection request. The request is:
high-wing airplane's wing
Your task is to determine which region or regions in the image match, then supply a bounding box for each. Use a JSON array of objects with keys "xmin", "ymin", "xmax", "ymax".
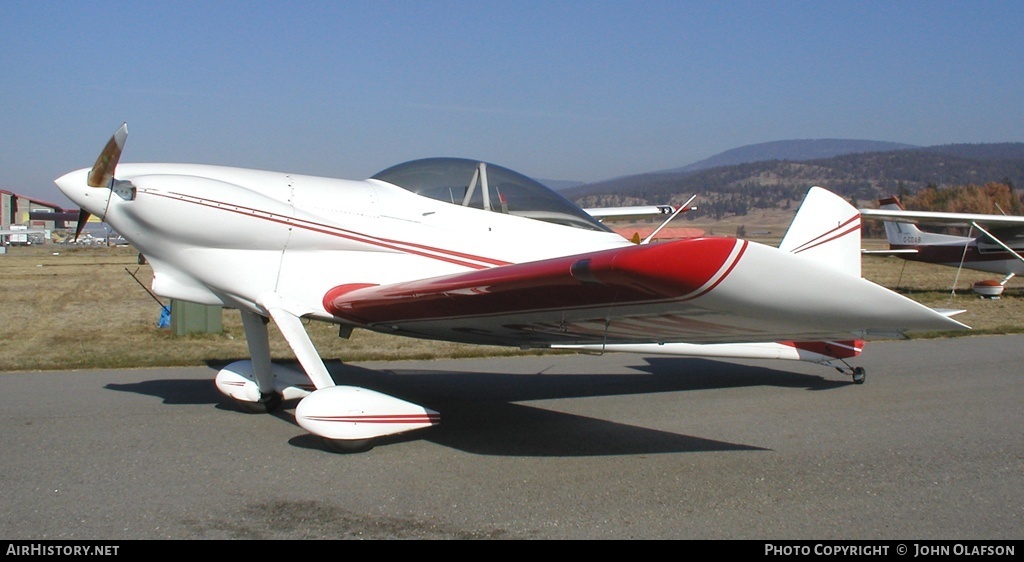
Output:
[
  {"xmin": 0, "ymin": 228, "xmax": 47, "ymax": 235},
  {"xmin": 324, "ymin": 235, "xmax": 966, "ymax": 348},
  {"xmin": 584, "ymin": 205, "xmax": 676, "ymax": 221},
  {"xmin": 859, "ymin": 208, "xmax": 1024, "ymax": 228}
]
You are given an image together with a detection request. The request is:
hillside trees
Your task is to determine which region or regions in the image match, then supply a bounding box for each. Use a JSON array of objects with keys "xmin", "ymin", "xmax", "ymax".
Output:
[{"xmin": 905, "ymin": 182, "xmax": 1023, "ymax": 214}]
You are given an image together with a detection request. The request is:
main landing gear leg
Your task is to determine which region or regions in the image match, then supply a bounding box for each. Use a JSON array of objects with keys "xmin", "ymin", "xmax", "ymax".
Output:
[{"xmin": 238, "ymin": 310, "xmax": 282, "ymax": 412}]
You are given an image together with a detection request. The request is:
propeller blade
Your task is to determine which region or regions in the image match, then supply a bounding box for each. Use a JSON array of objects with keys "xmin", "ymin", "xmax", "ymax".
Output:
[
  {"xmin": 74, "ymin": 208, "xmax": 91, "ymax": 242},
  {"xmin": 87, "ymin": 122, "xmax": 128, "ymax": 188}
]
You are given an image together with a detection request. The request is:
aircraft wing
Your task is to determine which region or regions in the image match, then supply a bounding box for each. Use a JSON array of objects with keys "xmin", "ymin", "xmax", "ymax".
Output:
[
  {"xmin": 324, "ymin": 237, "xmax": 966, "ymax": 348},
  {"xmin": 860, "ymin": 208, "xmax": 1024, "ymax": 228},
  {"xmin": 0, "ymin": 229, "xmax": 47, "ymax": 235},
  {"xmin": 584, "ymin": 205, "xmax": 675, "ymax": 221}
]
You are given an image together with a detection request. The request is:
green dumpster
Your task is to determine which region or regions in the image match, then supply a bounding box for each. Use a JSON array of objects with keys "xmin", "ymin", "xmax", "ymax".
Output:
[{"xmin": 170, "ymin": 299, "xmax": 223, "ymax": 335}]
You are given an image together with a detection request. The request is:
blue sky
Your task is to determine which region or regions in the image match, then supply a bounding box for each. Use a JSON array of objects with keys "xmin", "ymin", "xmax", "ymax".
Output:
[{"xmin": 2, "ymin": 1, "xmax": 1022, "ymax": 204}]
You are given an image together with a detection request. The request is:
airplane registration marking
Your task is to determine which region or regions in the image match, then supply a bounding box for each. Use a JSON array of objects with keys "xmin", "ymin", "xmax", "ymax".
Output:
[{"xmin": 144, "ymin": 190, "xmax": 511, "ymax": 270}]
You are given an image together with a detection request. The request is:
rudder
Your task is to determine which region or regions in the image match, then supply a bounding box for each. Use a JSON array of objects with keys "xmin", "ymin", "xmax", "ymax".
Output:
[{"xmin": 779, "ymin": 186, "xmax": 862, "ymax": 276}]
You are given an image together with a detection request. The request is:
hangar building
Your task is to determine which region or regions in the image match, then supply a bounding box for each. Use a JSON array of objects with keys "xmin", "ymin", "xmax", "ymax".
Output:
[{"xmin": 1, "ymin": 190, "xmax": 79, "ymax": 244}]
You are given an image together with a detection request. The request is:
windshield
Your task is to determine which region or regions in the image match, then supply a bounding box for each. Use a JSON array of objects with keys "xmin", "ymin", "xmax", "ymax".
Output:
[{"xmin": 372, "ymin": 158, "xmax": 610, "ymax": 232}]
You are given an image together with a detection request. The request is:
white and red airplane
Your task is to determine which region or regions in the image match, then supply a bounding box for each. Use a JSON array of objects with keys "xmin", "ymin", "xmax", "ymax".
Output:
[
  {"xmin": 861, "ymin": 196, "xmax": 1024, "ymax": 291},
  {"xmin": 55, "ymin": 124, "xmax": 967, "ymax": 453}
]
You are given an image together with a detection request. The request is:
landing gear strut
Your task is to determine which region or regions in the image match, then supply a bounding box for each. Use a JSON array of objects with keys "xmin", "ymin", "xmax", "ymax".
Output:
[{"xmin": 834, "ymin": 361, "xmax": 866, "ymax": 384}]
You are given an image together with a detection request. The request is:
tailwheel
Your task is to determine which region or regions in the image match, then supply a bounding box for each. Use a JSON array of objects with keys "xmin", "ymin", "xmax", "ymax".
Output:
[
  {"xmin": 322, "ymin": 437, "xmax": 375, "ymax": 454},
  {"xmin": 834, "ymin": 360, "xmax": 866, "ymax": 384},
  {"xmin": 236, "ymin": 393, "xmax": 282, "ymax": 414}
]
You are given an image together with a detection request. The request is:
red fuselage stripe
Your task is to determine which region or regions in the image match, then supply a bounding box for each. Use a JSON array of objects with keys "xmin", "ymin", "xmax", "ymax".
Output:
[{"xmin": 301, "ymin": 414, "xmax": 441, "ymax": 424}]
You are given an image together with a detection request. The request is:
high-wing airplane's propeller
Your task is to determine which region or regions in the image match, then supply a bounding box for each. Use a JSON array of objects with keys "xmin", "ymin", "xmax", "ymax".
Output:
[{"xmin": 75, "ymin": 122, "xmax": 128, "ymax": 240}]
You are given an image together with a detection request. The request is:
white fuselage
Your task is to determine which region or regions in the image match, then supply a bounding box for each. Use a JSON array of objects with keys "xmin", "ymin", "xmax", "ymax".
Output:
[{"xmin": 56, "ymin": 163, "xmax": 632, "ymax": 320}]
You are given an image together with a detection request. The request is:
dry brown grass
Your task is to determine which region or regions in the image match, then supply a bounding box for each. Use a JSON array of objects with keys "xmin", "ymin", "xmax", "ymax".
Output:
[
  {"xmin": 1, "ymin": 240, "xmax": 1020, "ymax": 372},
  {"xmin": 0, "ymin": 245, "xmax": 525, "ymax": 371},
  {"xmin": 860, "ymin": 238, "xmax": 1024, "ymax": 335}
]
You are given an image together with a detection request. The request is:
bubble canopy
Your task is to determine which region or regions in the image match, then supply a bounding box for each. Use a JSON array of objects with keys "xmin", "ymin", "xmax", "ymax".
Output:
[{"xmin": 372, "ymin": 157, "xmax": 611, "ymax": 232}]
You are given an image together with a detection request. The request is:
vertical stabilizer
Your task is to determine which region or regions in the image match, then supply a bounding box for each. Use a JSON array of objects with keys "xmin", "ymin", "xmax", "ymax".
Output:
[
  {"xmin": 779, "ymin": 186, "xmax": 862, "ymax": 276},
  {"xmin": 878, "ymin": 196, "xmax": 923, "ymax": 245}
]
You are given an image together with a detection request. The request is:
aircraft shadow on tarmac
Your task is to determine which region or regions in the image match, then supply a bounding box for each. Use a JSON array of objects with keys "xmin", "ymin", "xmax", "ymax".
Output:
[{"xmin": 105, "ymin": 356, "xmax": 850, "ymax": 457}]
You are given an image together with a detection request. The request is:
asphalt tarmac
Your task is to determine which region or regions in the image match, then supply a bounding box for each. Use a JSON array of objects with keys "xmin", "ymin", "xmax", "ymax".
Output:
[{"xmin": 1, "ymin": 335, "xmax": 1021, "ymax": 540}]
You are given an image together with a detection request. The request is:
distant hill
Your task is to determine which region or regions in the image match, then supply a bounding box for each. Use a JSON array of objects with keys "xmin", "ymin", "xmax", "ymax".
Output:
[
  {"xmin": 563, "ymin": 142, "xmax": 1024, "ymax": 220},
  {"xmin": 538, "ymin": 178, "xmax": 585, "ymax": 192},
  {"xmin": 537, "ymin": 139, "xmax": 917, "ymax": 191},
  {"xmin": 918, "ymin": 143, "xmax": 1024, "ymax": 160},
  {"xmin": 663, "ymin": 139, "xmax": 919, "ymax": 174}
]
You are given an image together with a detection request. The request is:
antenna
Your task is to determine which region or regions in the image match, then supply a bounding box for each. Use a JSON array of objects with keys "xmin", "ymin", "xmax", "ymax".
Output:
[{"xmin": 642, "ymin": 195, "xmax": 697, "ymax": 244}]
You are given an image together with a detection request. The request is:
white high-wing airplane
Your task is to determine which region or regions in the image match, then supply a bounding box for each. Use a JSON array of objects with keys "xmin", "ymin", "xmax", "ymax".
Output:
[
  {"xmin": 861, "ymin": 196, "xmax": 1024, "ymax": 286},
  {"xmin": 0, "ymin": 227, "xmax": 47, "ymax": 242},
  {"xmin": 55, "ymin": 124, "xmax": 968, "ymax": 453}
]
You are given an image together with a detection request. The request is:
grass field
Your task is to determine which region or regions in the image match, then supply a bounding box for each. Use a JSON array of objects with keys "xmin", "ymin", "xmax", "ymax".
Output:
[{"xmin": 1, "ymin": 240, "xmax": 1020, "ymax": 372}]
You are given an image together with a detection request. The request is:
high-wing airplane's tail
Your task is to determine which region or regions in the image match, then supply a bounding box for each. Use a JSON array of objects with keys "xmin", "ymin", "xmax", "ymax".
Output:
[{"xmin": 874, "ymin": 196, "xmax": 971, "ymax": 248}]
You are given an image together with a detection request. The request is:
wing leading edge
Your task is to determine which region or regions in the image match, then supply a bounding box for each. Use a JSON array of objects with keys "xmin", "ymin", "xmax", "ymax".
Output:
[{"xmin": 859, "ymin": 208, "xmax": 1024, "ymax": 228}]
